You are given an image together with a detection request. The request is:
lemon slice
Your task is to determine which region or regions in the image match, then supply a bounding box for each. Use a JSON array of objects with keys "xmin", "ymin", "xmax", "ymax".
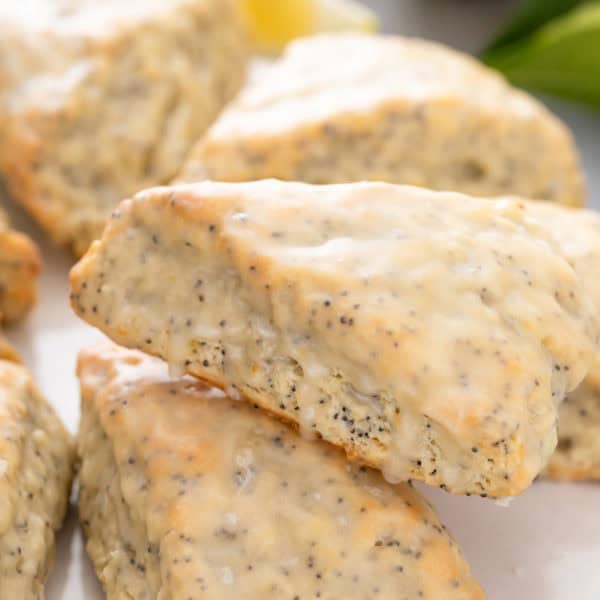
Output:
[
  {"xmin": 316, "ymin": 0, "xmax": 378, "ymax": 33},
  {"xmin": 240, "ymin": 0, "xmax": 378, "ymax": 54}
]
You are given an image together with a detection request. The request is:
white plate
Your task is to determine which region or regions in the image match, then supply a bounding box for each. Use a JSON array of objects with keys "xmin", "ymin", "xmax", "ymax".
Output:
[{"xmin": 3, "ymin": 2, "xmax": 600, "ymax": 597}]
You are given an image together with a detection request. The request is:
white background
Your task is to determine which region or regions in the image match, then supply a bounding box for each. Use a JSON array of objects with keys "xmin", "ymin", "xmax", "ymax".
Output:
[{"xmin": 2, "ymin": 1, "xmax": 599, "ymax": 598}]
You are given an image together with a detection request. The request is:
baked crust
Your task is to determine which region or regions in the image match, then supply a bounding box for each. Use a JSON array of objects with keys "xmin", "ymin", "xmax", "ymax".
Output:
[
  {"xmin": 0, "ymin": 0, "xmax": 248, "ymax": 256},
  {"xmin": 0, "ymin": 359, "xmax": 74, "ymax": 599},
  {"xmin": 70, "ymin": 180, "xmax": 600, "ymax": 497},
  {"xmin": 0, "ymin": 209, "xmax": 40, "ymax": 323},
  {"xmin": 179, "ymin": 33, "xmax": 584, "ymax": 207},
  {"xmin": 0, "ymin": 332, "xmax": 20, "ymax": 363},
  {"xmin": 77, "ymin": 341, "xmax": 485, "ymax": 600}
]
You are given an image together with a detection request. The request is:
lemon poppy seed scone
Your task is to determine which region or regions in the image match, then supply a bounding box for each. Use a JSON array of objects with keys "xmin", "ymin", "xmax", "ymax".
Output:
[
  {"xmin": 0, "ymin": 208, "xmax": 40, "ymax": 323},
  {"xmin": 70, "ymin": 180, "xmax": 600, "ymax": 497},
  {"xmin": 0, "ymin": 0, "xmax": 248, "ymax": 257},
  {"xmin": 0, "ymin": 359, "xmax": 74, "ymax": 598},
  {"xmin": 77, "ymin": 341, "xmax": 485, "ymax": 600},
  {"xmin": 526, "ymin": 203, "xmax": 600, "ymax": 481},
  {"xmin": 179, "ymin": 34, "xmax": 584, "ymax": 207}
]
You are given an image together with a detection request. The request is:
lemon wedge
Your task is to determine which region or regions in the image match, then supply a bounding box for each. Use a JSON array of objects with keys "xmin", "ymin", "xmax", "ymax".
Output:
[
  {"xmin": 316, "ymin": 0, "xmax": 378, "ymax": 33},
  {"xmin": 240, "ymin": 0, "xmax": 378, "ymax": 54}
]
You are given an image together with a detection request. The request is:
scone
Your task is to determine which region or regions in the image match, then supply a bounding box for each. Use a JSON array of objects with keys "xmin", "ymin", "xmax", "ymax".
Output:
[
  {"xmin": 179, "ymin": 33, "xmax": 584, "ymax": 207},
  {"xmin": 0, "ymin": 208, "xmax": 40, "ymax": 323},
  {"xmin": 77, "ymin": 341, "xmax": 485, "ymax": 600},
  {"xmin": 70, "ymin": 180, "xmax": 600, "ymax": 497},
  {"xmin": 0, "ymin": 0, "xmax": 248, "ymax": 257},
  {"xmin": 527, "ymin": 203, "xmax": 600, "ymax": 480},
  {"xmin": 0, "ymin": 359, "xmax": 74, "ymax": 598}
]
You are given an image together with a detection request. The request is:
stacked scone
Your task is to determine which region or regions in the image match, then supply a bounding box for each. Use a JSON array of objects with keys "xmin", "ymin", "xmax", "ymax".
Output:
[
  {"xmin": 70, "ymin": 182, "xmax": 600, "ymax": 596},
  {"xmin": 77, "ymin": 342, "xmax": 486, "ymax": 599},
  {"xmin": 65, "ymin": 32, "xmax": 600, "ymax": 599}
]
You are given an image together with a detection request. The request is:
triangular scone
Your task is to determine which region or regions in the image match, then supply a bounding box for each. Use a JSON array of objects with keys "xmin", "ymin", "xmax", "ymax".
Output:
[
  {"xmin": 0, "ymin": 359, "xmax": 74, "ymax": 598},
  {"xmin": 0, "ymin": 208, "xmax": 40, "ymax": 323},
  {"xmin": 179, "ymin": 34, "xmax": 584, "ymax": 207},
  {"xmin": 0, "ymin": 0, "xmax": 248, "ymax": 257},
  {"xmin": 77, "ymin": 342, "xmax": 486, "ymax": 600},
  {"xmin": 70, "ymin": 181, "xmax": 600, "ymax": 496},
  {"xmin": 526, "ymin": 203, "xmax": 600, "ymax": 480}
]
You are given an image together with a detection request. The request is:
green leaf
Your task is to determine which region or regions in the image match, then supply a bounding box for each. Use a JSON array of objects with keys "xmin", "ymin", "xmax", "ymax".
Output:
[
  {"xmin": 483, "ymin": 0, "xmax": 585, "ymax": 53},
  {"xmin": 483, "ymin": 3, "xmax": 600, "ymax": 109}
]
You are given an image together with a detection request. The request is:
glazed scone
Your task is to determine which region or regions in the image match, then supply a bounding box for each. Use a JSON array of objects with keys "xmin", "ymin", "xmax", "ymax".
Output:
[
  {"xmin": 0, "ymin": 359, "xmax": 74, "ymax": 599},
  {"xmin": 70, "ymin": 180, "xmax": 600, "ymax": 497},
  {"xmin": 526, "ymin": 203, "xmax": 600, "ymax": 480},
  {"xmin": 77, "ymin": 341, "xmax": 485, "ymax": 600},
  {"xmin": 0, "ymin": 208, "xmax": 40, "ymax": 323},
  {"xmin": 179, "ymin": 34, "xmax": 584, "ymax": 207},
  {"xmin": 0, "ymin": 0, "xmax": 248, "ymax": 257}
]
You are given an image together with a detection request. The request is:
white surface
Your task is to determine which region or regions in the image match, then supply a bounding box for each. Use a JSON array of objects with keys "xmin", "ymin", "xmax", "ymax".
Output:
[{"xmin": 1, "ymin": 1, "xmax": 599, "ymax": 598}]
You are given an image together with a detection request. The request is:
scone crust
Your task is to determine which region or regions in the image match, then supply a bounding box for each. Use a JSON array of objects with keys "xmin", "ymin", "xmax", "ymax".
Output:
[
  {"xmin": 77, "ymin": 341, "xmax": 485, "ymax": 600},
  {"xmin": 0, "ymin": 332, "xmax": 21, "ymax": 363},
  {"xmin": 71, "ymin": 180, "xmax": 600, "ymax": 497},
  {"xmin": 0, "ymin": 360, "xmax": 73, "ymax": 599},
  {"xmin": 0, "ymin": 209, "xmax": 40, "ymax": 323},
  {"xmin": 0, "ymin": 0, "xmax": 248, "ymax": 256},
  {"xmin": 180, "ymin": 33, "xmax": 584, "ymax": 207}
]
